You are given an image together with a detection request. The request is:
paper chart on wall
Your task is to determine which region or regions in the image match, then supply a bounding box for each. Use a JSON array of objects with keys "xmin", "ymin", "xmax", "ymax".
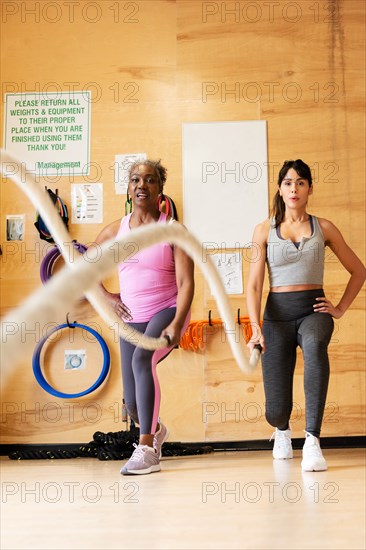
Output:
[
  {"xmin": 211, "ymin": 252, "xmax": 243, "ymax": 295},
  {"xmin": 71, "ymin": 183, "xmax": 103, "ymax": 224}
]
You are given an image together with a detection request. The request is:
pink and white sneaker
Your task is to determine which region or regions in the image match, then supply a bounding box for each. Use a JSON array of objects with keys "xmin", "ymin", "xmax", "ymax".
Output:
[
  {"xmin": 153, "ymin": 420, "xmax": 169, "ymax": 459},
  {"xmin": 120, "ymin": 444, "xmax": 160, "ymax": 475}
]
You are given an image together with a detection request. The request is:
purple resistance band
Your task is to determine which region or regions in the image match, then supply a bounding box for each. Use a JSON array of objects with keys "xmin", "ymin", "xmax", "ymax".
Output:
[{"xmin": 40, "ymin": 241, "xmax": 88, "ymax": 284}]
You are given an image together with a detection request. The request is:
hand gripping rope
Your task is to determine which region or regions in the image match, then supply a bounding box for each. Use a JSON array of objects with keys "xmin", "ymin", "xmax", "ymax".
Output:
[
  {"xmin": 0, "ymin": 150, "xmax": 261, "ymax": 377},
  {"xmin": 0, "ymin": 150, "xmax": 166, "ymax": 354}
]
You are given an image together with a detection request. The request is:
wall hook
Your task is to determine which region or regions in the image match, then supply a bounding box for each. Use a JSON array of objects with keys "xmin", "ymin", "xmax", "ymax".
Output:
[{"xmin": 208, "ymin": 310, "xmax": 212, "ymax": 326}]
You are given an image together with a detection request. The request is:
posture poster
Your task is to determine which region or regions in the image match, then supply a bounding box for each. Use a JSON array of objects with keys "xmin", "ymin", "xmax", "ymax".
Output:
[
  {"xmin": 4, "ymin": 91, "xmax": 91, "ymax": 176},
  {"xmin": 211, "ymin": 251, "xmax": 243, "ymax": 295},
  {"xmin": 182, "ymin": 121, "xmax": 268, "ymax": 248},
  {"xmin": 71, "ymin": 183, "xmax": 103, "ymax": 224}
]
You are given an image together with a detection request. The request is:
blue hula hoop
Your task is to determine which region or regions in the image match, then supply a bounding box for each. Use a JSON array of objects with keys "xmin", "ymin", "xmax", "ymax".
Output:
[{"xmin": 32, "ymin": 322, "xmax": 110, "ymax": 398}]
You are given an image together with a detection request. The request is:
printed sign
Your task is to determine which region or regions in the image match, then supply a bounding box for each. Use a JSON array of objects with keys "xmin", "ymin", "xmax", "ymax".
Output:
[{"xmin": 4, "ymin": 91, "xmax": 91, "ymax": 176}]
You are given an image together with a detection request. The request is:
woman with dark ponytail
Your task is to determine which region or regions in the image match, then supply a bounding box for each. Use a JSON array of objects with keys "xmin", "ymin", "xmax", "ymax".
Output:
[
  {"xmin": 246, "ymin": 159, "xmax": 365, "ymax": 471},
  {"xmin": 272, "ymin": 160, "xmax": 312, "ymax": 227}
]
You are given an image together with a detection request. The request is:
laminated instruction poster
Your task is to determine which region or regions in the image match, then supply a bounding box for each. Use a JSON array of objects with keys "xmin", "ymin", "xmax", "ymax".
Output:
[
  {"xmin": 4, "ymin": 91, "xmax": 91, "ymax": 176},
  {"xmin": 71, "ymin": 183, "xmax": 103, "ymax": 224}
]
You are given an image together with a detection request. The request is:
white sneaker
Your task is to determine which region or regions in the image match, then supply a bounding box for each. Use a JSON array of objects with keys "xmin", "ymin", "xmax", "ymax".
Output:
[
  {"xmin": 301, "ymin": 433, "xmax": 327, "ymax": 471},
  {"xmin": 270, "ymin": 427, "xmax": 293, "ymax": 459}
]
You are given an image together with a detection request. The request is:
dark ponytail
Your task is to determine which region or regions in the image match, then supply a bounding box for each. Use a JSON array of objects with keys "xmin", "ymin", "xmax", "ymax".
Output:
[
  {"xmin": 272, "ymin": 191, "xmax": 286, "ymax": 227},
  {"xmin": 272, "ymin": 159, "xmax": 313, "ymax": 227}
]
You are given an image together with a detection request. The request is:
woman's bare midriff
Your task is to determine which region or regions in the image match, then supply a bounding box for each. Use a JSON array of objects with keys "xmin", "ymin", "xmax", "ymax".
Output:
[{"xmin": 270, "ymin": 284, "xmax": 323, "ymax": 293}]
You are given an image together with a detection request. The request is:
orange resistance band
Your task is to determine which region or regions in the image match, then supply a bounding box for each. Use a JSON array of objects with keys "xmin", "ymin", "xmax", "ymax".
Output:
[{"xmin": 179, "ymin": 317, "xmax": 262, "ymax": 352}]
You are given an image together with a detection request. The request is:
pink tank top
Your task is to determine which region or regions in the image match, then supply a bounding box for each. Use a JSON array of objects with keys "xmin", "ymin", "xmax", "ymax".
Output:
[{"xmin": 116, "ymin": 212, "xmax": 177, "ymax": 322}]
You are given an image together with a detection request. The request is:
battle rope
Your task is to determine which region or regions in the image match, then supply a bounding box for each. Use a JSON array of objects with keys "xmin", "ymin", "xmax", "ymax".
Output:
[
  {"xmin": 1, "ymin": 150, "xmax": 261, "ymax": 375},
  {"xmin": 8, "ymin": 424, "xmax": 213, "ymax": 460},
  {"xmin": 1, "ymin": 150, "xmax": 170, "ymax": 354},
  {"xmin": 40, "ymin": 241, "xmax": 88, "ymax": 284}
]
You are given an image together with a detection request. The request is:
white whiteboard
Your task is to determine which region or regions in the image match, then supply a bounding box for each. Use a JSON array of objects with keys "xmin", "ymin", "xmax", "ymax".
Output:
[{"xmin": 183, "ymin": 121, "xmax": 268, "ymax": 248}]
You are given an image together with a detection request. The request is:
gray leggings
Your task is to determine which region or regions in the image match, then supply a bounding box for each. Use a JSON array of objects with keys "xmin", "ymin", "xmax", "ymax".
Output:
[
  {"xmin": 120, "ymin": 307, "xmax": 190, "ymax": 435},
  {"xmin": 261, "ymin": 289, "xmax": 334, "ymax": 438}
]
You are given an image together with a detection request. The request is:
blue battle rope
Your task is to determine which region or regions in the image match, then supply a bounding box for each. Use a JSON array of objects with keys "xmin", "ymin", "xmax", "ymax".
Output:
[{"xmin": 32, "ymin": 322, "xmax": 110, "ymax": 398}]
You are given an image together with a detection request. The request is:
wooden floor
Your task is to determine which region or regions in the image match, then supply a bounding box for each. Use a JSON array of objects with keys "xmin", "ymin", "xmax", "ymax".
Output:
[{"xmin": 1, "ymin": 448, "xmax": 365, "ymax": 550}]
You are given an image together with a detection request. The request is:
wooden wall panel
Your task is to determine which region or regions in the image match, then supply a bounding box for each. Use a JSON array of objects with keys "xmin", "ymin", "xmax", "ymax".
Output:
[{"xmin": 1, "ymin": 0, "xmax": 365, "ymax": 444}]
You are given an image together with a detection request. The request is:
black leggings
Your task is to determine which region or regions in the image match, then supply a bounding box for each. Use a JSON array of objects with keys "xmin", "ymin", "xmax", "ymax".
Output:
[
  {"xmin": 119, "ymin": 307, "xmax": 190, "ymax": 435},
  {"xmin": 261, "ymin": 289, "xmax": 334, "ymax": 438}
]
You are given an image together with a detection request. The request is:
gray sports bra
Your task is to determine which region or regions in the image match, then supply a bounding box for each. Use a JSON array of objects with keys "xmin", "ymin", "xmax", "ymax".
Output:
[{"xmin": 266, "ymin": 216, "xmax": 325, "ymax": 287}]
